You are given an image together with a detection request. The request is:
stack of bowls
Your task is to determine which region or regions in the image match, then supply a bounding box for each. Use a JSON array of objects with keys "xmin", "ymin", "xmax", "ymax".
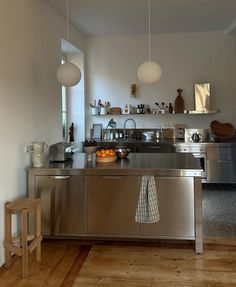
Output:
[{"xmin": 115, "ymin": 146, "xmax": 130, "ymax": 159}]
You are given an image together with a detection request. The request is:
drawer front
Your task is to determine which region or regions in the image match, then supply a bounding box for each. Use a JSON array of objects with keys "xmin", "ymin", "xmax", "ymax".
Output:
[{"xmin": 207, "ymin": 146, "xmax": 236, "ymax": 160}]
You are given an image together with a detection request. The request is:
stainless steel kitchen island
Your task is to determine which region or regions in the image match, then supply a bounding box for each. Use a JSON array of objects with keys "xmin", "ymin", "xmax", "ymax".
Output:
[{"xmin": 27, "ymin": 153, "xmax": 203, "ymax": 253}]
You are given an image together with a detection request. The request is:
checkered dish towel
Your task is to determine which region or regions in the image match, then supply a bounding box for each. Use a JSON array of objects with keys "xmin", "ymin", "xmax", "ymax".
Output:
[{"xmin": 135, "ymin": 176, "xmax": 160, "ymax": 223}]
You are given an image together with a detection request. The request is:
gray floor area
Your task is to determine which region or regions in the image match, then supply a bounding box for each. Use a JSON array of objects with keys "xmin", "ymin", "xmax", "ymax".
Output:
[{"xmin": 202, "ymin": 183, "xmax": 236, "ymax": 238}]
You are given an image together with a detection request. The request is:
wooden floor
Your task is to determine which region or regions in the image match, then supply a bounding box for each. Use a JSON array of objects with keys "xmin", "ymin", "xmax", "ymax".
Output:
[{"xmin": 0, "ymin": 238, "xmax": 236, "ymax": 287}]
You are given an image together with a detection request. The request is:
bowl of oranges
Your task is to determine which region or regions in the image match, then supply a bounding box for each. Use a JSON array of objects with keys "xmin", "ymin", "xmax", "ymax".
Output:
[{"xmin": 96, "ymin": 149, "xmax": 117, "ymax": 163}]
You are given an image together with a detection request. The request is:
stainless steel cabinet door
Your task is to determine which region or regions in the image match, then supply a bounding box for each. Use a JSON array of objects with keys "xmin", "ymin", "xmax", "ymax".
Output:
[
  {"xmin": 87, "ymin": 176, "xmax": 139, "ymax": 236},
  {"xmin": 207, "ymin": 161, "xmax": 235, "ymax": 182},
  {"xmin": 35, "ymin": 175, "xmax": 86, "ymax": 236},
  {"xmin": 206, "ymin": 146, "xmax": 236, "ymax": 183},
  {"xmin": 140, "ymin": 177, "xmax": 195, "ymax": 239}
]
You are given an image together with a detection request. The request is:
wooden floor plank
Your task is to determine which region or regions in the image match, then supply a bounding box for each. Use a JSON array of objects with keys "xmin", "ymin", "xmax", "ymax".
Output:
[
  {"xmin": 73, "ymin": 243, "xmax": 236, "ymax": 287},
  {"xmin": 0, "ymin": 240, "xmax": 91, "ymax": 287},
  {"xmin": 60, "ymin": 245, "xmax": 91, "ymax": 287},
  {"xmin": 0, "ymin": 238, "xmax": 236, "ymax": 287}
]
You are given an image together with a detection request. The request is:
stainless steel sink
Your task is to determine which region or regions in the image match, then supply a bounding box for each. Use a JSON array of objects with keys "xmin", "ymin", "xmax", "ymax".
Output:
[{"xmin": 138, "ymin": 143, "xmax": 175, "ymax": 153}]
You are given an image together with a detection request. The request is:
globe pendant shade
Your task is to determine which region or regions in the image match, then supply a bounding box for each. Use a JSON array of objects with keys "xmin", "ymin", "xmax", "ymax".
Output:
[
  {"xmin": 56, "ymin": 62, "xmax": 81, "ymax": 87},
  {"xmin": 137, "ymin": 60, "xmax": 162, "ymax": 85}
]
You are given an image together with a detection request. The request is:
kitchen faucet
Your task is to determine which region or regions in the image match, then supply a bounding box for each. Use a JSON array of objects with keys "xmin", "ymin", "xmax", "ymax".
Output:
[{"xmin": 123, "ymin": 118, "xmax": 136, "ymax": 139}]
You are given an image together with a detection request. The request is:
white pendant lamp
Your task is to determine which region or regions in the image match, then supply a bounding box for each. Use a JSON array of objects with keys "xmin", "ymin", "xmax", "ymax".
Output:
[
  {"xmin": 57, "ymin": 62, "xmax": 81, "ymax": 87},
  {"xmin": 56, "ymin": 0, "xmax": 81, "ymax": 87},
  {"xmin": 137, "ymin": 0, "xmax": 162, "ymax": 85}
]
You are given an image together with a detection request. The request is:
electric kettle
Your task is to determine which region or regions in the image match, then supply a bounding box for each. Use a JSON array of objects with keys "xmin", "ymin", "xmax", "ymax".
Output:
[{"xmin": 191, "ymin": 133, "xmax": 201, "ymax": 142}]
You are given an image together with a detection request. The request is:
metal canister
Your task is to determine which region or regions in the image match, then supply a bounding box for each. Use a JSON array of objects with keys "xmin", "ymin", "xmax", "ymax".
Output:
[{"xmin": 110, "ymin": 132, "xmax": 114, "ymax": 140}]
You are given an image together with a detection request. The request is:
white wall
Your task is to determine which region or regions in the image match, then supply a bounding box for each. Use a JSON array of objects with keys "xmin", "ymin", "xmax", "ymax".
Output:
[
  {"xmin": 86, "ymin": 32, "xmax": 236, "ymax": 135},
  {"xmin": 0, "ymin": 0, "xmax": 84, "ymax": 266}
]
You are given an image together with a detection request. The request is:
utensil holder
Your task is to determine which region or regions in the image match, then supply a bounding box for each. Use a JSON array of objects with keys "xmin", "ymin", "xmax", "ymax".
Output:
[
  {"xmin": 26, "ymin": 141, "xmax": 48, "ymax": 153},
  {"xmin": 91, "ymin": 107, "xmax": 99, "ymax": 115}
]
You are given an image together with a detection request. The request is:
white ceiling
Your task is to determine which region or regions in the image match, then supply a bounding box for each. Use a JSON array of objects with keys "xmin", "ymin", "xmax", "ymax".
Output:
[{"xmin": 45, "ymin": 0, "xmax": 236, "ymax": 36}]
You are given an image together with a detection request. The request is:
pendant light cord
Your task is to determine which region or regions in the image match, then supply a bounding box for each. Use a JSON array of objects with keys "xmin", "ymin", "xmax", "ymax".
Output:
[
  {"xmin": 148, "ymin": 0, "xmax": 151, "ymax": 61},
  {"xmin": 67, "ymin": 0, "xmax": 69, "ymax": 42}
]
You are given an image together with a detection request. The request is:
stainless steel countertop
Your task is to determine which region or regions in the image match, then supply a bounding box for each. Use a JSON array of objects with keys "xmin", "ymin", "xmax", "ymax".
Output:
[
  {"xmin": 28, "ymin": 153, "xmax": 202, "ymax": 177},
  {"xmin": 97, "ymin": 138, "xmax": 236, "ymax": 146},
  {"xmin": 174, "ymin": 140, "xmax": 236, "ymax": 146}
]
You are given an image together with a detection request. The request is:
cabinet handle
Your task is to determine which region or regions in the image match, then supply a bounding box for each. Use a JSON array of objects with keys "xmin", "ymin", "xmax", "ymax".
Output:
[
  {"xmin": 102, "ymin": 176, "xmax": 124, "ymax": 179},
  {"xmin": 157, "ymin": 177, "xmax": 178, "ymax": 180},
  {"xmin": 149, "ymin": 146, "xmax": 161, "ymax": 149},
  {"xmin": 50, "ymin": 176, "xmax": 71, "ymax": 180}
]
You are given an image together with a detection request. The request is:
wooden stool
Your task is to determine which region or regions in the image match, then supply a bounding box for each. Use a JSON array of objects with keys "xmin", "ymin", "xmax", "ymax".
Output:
[{"xmin": 4, "ymin": 197, "xmax": 42, "ymax": 278}]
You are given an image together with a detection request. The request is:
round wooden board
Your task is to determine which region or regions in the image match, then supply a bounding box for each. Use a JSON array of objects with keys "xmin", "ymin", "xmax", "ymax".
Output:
[
  {"xmin": 96, "ymin": 156, "xmax": 117, "ymax": 163},
  {"xmin": 210, "ymin": 120, "xmax": 235, "ymax": 140}
]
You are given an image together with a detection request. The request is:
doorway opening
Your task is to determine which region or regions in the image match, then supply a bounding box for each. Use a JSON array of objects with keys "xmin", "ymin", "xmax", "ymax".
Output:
[{"xmin": 60, "ymin": 39, "xmax": 85, "ymax": 151}]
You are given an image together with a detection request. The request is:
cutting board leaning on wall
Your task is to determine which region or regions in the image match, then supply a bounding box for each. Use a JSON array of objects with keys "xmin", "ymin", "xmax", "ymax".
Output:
[
  {"xmin": 174, "ymin": 89, "xmax": 184, "ymax": 113},
  {"xmin": 210, "ymin": 120, "xmax": 235, "ymax": 140}
]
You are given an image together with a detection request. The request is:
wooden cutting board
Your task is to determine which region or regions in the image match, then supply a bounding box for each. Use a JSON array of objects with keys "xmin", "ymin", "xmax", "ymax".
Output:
[
  {"xmin": 109, "ymin": 107, "xmax": 121, "ymax": 115},
  {"xmin": 210, "ymin": 120, "xmax": 235, "ymax": 140}
]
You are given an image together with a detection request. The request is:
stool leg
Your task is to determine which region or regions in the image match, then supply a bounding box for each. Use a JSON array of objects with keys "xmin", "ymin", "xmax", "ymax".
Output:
[
  {"xmin": 21, "ymin": 209, "xmax": 28, "ymax": 278},
  {"xmin": 35, "ymin": 204, "xmax": 41, "ymax": 262},
  {"xmin": 4, "ymin": 204, "xmax": 12, "ymax": 267}
]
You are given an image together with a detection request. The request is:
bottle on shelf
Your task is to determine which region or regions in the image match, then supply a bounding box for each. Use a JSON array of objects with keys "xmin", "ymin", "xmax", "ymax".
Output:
[
  {"xmin": 140, "ymin": 104, "xmax": 145, "ymax": 114},
  {"xmin": 161, "ymin": 102, "xmax": 165, "ymax": 114},
  {"xmin": 137, "ymin": 105, "xmax": 141, "ymax": 114},
  {"xmin": 105, "ymin": 101, "xmax": 111, "ymax": 114},
  {"xmin": 168, "ymin": 103, "xmax": 173, "ymax": 113}
]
